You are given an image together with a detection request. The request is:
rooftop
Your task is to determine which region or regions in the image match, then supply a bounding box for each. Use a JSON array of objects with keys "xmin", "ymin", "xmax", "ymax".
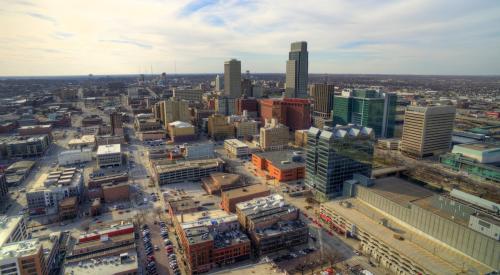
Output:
[
  {"xmin": 177, "ymin": 209, "xmax": 238, "ymax": 230},
  {"xmin": 222, "ymin": 184, "xmax": 269, "ymax": 199},
  {"xmin": 0, "ymin": 134, "xmax": 48, "ymax": 144},
  {"xmin": 68, "ymin": 135, "xmax": 95, "ymax": 145},
  {"xmin": 97, "ymin": 144, "xmax": 121, "ymax": 155},
  {"xmin": 253, "ymin": 150, "xmax": 305, "ymax": 170},
  {"xmin": 0, "ymin": 215, "xmax": 24, "ymax": 247},
  {"xmin": 255, "ymin": 220, "xmax": 307, "ymax": 237},
  {"xmin": 64, "ymin": 249, "xmax": 138, "ymax": 275},
  {"xmin": 453, "ymin": 143, "xmax": 500, "ymax": 153},
  {"xmin": 224, "ymin": 139, "xmax": 248, "ymax": 148},
  {"xmin": 322, "ymin": 198, "xmax": 493, "ymax": 275},
  {"xmin": 32, "ymin": 168, "xmax": 82, "ymax": 190},
  {"xmin": 155, "ymin": 158, "xmax": 224, "ymax": 174},
  {"xmin": 6, "ymin": 160, "xmax": 35, "ymax": 171},
  {"xmin": 0, "ymin": 239, "xmax": 40, "ymax": 261},
  {"xmin": 370, "ymin": 177, "xmax": 433, "ymax": 207},
  {"xmin": 18, "ymin": 124, "xmax": 52, "ymax": 129},
  {"xmin": 236, "ymin": 194, "xmax": 284, "ymax": 212},
  {"xmin": 169, "ymin": 121, "xmax": 193, "ymax": 128}
]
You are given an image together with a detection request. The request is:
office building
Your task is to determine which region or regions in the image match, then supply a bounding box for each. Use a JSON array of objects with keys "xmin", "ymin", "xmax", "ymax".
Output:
[
  {"xmin": 26, "ymin": 168, "xmax": 84, "ymax": 215},
  {"xmin": 183, "ymin": 142, "xmax": 215, "ymax": 160},
  {"xmin": 134, "ymin": 114, "xmax": 161, "ymax": 131},
  {"xmin": 224, "ymin": 139, "xmax": 249, "ymax": 158},
  {"xmin": 305, "ymin": 125, "xmax": 374, "ymax": 200},
  {"xmin": 110, "ymin": 112, "xmax": 123, "ymax": 136},
  {"xmin": 215, "ymin": 96, "xmax": 237, "ymax": 116},
  {"xmin": 176, "ymin": 210, "xmax": 251, "ymax": 274},
  {"xmin": 234, "ymin": 119, "xmax": 258, "ymax": 138},
  {"xmin": 221, "ymin": 184, "xmax": 270, "ymax": 213},
  {"xmin": 236, "ymin": 97, "xmax": 259, "ymax": 117},
  {"xmin": 173, "ymin": 88, "xmax": 204, "ymax": 102},
  {"xmin": 96, "ymin": 144, "xmax": 122, "ymax": 168},
  {"xmin": 167, "ymin": 121, "xmax": 196, "ymax": 143},
  {"xmin": 0, "ymin": 239, "xmax": 48, "ymax": 275},
  {"xmin": 285, "ymin": 41, "xmax": 308, "ymax": 98},
  {"xmin": 215, "ymin": 74, "xmax": 224, "ymax": 92},
  {"xmin": 259, "ymin": 119, "xmax": 289, "ymax": 151},
  {"xmin": 294, "ymin": 129, "xmax": 308, "ymax": 147},
  {"xmin": 0, "ymin": 215, "xmax": 28, "ymax": 246},
  {"xmin": 0, "ymin": 135, "xmax": 50, "ymax": 159},
  {"xmin": 252, "ymin": 150, "xmax": 305, "ymax": 182},
  {"xmin": 333, "ymin": 89, "xmax": 397, "ymax": 137},
  {"xmin": 207, "ymin": 114, "xmax": 235, "ymax": 140},
  {"xmin": 154, "ymin": 158, "xmax": 225, "ymax": 185},
  {"xmin": 310, "ymin": 83, "xmax": 335, "ymax": 118},
  {"xmin": 58, "ymin": 148, "xmax": 93, "ymax": 166},
  {"xmin": 400, "ymin": 105, "xmax": 456, "ymax": 158},
  {"xmin": 155, "ymin": 99, "xmax": 191, "ymax": 129},
  {"xmin": 0, "ymin": 175, "xmax": 8, "ymax": 204},
  {"xmin": 67, "ymin": 135, "xmax": 96, "ymax": 150},
  {"xmin": 259, "ymin": 98, "xmax": 311, "ymax": 131},
  {"xmin": 319, "ymin": 177, "xmax": 498, "ymax": 273},
  {"xmin": 235, "ymin": 194, "xmax": 308, "ymax": 256},
  {"xmin": 201, "ymin": 173, "xmax": 243, "ymax": 195},
  {"xmin": 224, "ymin": 59, "xmax": 241, "ymax": 98}
]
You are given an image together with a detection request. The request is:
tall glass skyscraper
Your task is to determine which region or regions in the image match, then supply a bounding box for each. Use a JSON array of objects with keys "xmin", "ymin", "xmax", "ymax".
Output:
[
  {"xmin": 332, "ymin": 89, "xmax": 397, "ymax": 138},
  {"xmin": 285, "ymin": 41, "xmax": 308, "ymax": 98},
  {"xmin": 305, "ymin": 125, "xmax": 374, "ymax": 201}
]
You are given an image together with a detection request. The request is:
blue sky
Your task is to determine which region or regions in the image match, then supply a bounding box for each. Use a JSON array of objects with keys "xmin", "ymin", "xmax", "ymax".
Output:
[{"xmin": 0, "ymin": 0, "xmax": 500, "ymax": 76}]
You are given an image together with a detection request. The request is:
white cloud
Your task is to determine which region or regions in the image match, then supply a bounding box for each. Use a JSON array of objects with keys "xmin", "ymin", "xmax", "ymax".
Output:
[{"xmin": 0, "ymin": 0, "xmax": 499, "ymax": 75}]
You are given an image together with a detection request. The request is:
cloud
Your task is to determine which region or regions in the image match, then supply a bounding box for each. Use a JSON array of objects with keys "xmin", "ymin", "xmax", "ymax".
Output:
[
  {"xmin": 99, "ymin": 39, "xmax": 153, "ymax": 49},
  {"xmin": 0, "ymin": 0, "xmax": 499, "ymax": 76},
  {"xmin": 25, "ymin": 12, "xmax": 56, "ymax": 24}
]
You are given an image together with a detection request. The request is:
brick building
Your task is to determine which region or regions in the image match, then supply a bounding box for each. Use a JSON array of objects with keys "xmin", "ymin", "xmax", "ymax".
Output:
[
  {"xmin": 259, "ymin": 98, "xmax": 311, "ymax": 131},
  {"xmin": 252, "ymin": 151, "xmax": 305, "ymax": 182},
  {"xmin": 221, "ymin": 184, "xmax": 270, "ymax": 213}
]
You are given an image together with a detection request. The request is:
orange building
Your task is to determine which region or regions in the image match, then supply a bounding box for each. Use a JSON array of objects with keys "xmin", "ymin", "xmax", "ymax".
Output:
[{"xmin": 252, "ymin": 151, "xmax": 305, "ymax": 182}]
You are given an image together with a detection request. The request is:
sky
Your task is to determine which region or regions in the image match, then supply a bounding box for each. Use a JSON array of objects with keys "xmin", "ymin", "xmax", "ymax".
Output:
[{"xmin": 1, "ymin": 0, "xmax": 500, "ymax": 76}]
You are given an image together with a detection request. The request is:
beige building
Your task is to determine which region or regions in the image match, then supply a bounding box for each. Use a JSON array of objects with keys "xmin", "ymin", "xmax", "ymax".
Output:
[
  {"xmin": 224, "ymin": 139, "xmax": 249, "ymax": 158},
  {"xmin": 208, "ymin": 114, "xmax": 235, "ymax": 140},
  {"xmin": 156, "ymin": 99, "xmax": 190, "ymax": 129},
  {"xmin": 224, "ymin": 59, "xmax": 241, "ymax": 98},
  {"xmin": 234, "ymin": 120, "xmax": 258, "ymax": 138},
  {"xmin": 96, "ymin": 144, "xmax": 122, "ymax": 168},
  {"xmin": 294, "ymin": 129, "xmax": 308, "ymax": 147},
  {"xmin": 173, "ymin": 88, "xmax": 204, "ymax": 102},
  {"xmin": 68, "ymin": 135, "xmax": 96, "ymax": 150},
  {"xmin": 400, "ymin": 105, "xmax": 455, "ymax": 158},
  {"xmin": 259, "ymin": 119, "xmax": 289, "ymax": 151},
  {"xmin": 167, "ymin": 121, "xmax": 196, "ymax": 142}
]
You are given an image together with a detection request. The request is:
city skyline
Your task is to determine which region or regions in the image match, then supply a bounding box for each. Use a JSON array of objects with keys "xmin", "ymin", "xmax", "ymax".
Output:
[{"xmin": 1, "ymin": 0, "xmax": 500, "ymax": 76}]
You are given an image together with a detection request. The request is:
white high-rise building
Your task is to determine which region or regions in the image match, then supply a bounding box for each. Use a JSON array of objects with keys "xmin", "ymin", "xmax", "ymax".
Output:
[{"xmin": 215, "ymin": 74, "xmax": 224, "ymax": 92}]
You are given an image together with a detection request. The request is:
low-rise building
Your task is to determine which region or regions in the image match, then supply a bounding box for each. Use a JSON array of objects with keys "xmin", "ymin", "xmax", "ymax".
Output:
[
  {"xmin": 0, "ymin": 215, "xmax": 28, "ymax": 245},
  {"xmin": 252, "ymin": 150, "xmax": 305, "ymax": 182},
  {"xmin": 18, "ymin": 124, "xmax": 53, "ymax": 137},
  {"xmin": 235, "ymin": 194, "xmax": 307, "ymax": 256},
  {"xmin": 58, "ymin": 148, "xmax": 93, "ymax": 166},
  {"xmin": 4, "ymin": 160, "xmax": 35, "ymax": 186},
  {"xmin": 81, "ymin": 115, "xmax": 103, "ymax": 127},
  {"xmin": 26, "ymin": 168, "xmax": 84, "ymax": 215},
  {"xmin": 59, "ymin": 196, "xmax": 78, "ymax": 220},
  {"xmin": 96, "ymin": 144, "xmax": 122, "ymax": 168},
  {"xmin": 154, "ymin": 158, "xmax": 225, "ymax": 185},
  {"xmin": 0, "ymin": 135, "xmax": 50, "ymax": 158},
  {"xmin": 96, "ymin": 135, "xmax": 125, "ymax": 146},
  {"xmin": 259, "ymin": 119, "xmax": 289, "ymax": 151},
  {"xmin": 201, "ymin": 173, "xmax": 243, "ymax": 195},
  {"xmin": 168, "ymin": 121, "xmax": 196, "ymax": 143},
  {"xmin": 183, "ymin": 142, "xmax": 215, "ymax": 160},
  {"xmin": 68, "ymin": 135, "xmax": 96, "ymax": 150},
  {"xmin": 224, "ymin": 139, "xmax": 249, "ymax": 158},
  {"xmin": 221, "ymin": 184, "xmax": 270, "ymax": 213},
  {"xmin": 0, "ymin": 239, "xmax": 48, "ymax": 275},
  {"xmin": 175, "ymin": 210, "xmax": 250, "ymax": 274},
  {"xmin": 137, "ymin": 130, "xmax": 165, "ymax": 141},
  {"xmin": 102, "ymin": 182, "xmax": 130, "ymax": 203}
]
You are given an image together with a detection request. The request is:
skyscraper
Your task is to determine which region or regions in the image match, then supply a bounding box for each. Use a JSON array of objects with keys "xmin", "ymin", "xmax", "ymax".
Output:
[
  {"xmin": 215, "ymin": 74, "xmax": 224, "ymax": 92},
  {"xmin": 400, "ymin": 105, "xmax": 456, "ymax": 159},
  {"xmin": 224, "ymin": 59, "xmax": 241, "ymax": 98},
  {"xmin": 311, "ymin": 83, "xmax": 335, "ymax": 118},
  {"xmin": 332, "ymin": 89, "xmax": 397, "ymax": 138},
  {"xmin": 285, "ymin": 41, "xmax": 308, "ymax": 98},
  {"xmin": 110, "ymin": 112, "xmax": 123, "ymax": 136},
  {"xmin": 305, "ymin": 125, "xmax": 374, "ymax": 201}
]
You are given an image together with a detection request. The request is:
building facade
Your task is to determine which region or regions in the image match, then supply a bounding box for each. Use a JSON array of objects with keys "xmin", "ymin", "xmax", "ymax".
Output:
[
  {"xmin": 224, "ymin": 59, "xmax": 241, "ymax": 98},
  {"xmin": 310, "ymin": 83, "xmax": 335, "ymax": 118},
  {"xmin": 96, "ymin": 144, "xmax": 122, "ymax": 168},
  {"xmin": 285, "ymin": 41, "xmax": 308, "ymax": 98},
  {"xmin": 400, "ymin": 105, "xmax": 456, "ymax": 158},
  {"xmin": 154, "ymin": 158, "xmax": 225, "ymax": 185},
  {"xmin": 259, "ymin": 119, "xmax": 289, "ymax": 151}
]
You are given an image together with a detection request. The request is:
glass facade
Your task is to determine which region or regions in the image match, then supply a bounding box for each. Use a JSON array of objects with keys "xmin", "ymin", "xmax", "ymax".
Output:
[{"xmin": 305, "ymin": 126, "xmax": 374, "ymax": 201}]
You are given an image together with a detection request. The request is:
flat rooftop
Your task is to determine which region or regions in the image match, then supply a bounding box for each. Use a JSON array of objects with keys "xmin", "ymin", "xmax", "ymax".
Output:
[
  {"xmin": 97, "ymin": 143, "xmax": 121, "ymax": 155},
  {"xmin": 236, "ymin": 194, "xmax": 284, "ymax": 212},
  {"xmin": 0, "ymin": 239, "xmax": 40, "ymax": 261},
  {"xmin": 0, "ymin": 215, "xmax": 24, "ymax": 247},
  {"xmin": 224, "ymin": 139, "xmax": 248, "ymax": 148},
  {"xmin": 253, "ymin": 150, "xmax": 305, "ymax": 170},
  {"xmin": 64, "ymin": 249, "xmax": 138, "ymax": 275},
  {"xmin": 454, "ymin": 143, "xmax": 500, "ymax": 152},
  {"xmin": 155, "ymin": 158, "xmax": 224, "ymax": 174},
  {"xmin": 68, "ymin": 135, "xmax": 95, "ymax": 145},
  {"xmin": 370, "ymin": 177, "xmax": 433, "ymax": 206},
  {"xmin": 323, "ymin": 198, "xmax": 493, "ymax": 275},
  {"xmin": 222, "ymin": 184, "xmax": 269, "ymax": 199},
  {"xmin": 177, "ymin": 209, "xmax": 238, "ymax": 230}
]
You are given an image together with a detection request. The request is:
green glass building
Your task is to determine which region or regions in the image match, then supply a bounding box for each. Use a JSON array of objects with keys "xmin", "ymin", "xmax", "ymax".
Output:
[{"xmin": 332, "ymin": 89, "xmax": 397, "ymax": 138}]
